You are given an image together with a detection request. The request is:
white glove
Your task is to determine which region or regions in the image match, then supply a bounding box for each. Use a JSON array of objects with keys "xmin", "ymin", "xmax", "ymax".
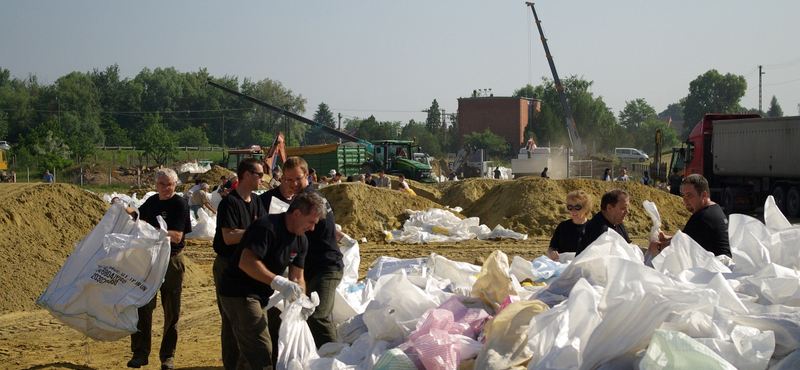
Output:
[
  {"xmin": 340, "ymin": 234, "xmax": 356, "ymax": 247},
  {"xmin": 270, "ymin": 275, "xmax": 303, "ymax": 303}
]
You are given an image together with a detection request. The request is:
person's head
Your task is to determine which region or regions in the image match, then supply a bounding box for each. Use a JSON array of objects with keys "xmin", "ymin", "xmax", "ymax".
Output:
[
  {"xmin": 600, "ymin": 189, "xmax": 630, "ymax": 226},
  {"xmin": 285, "ymin": 191, "xmax": 327, "ymax": 235},
  {"xmin": 346, "ymin": 175, "xmax": 354, "ymax": 182},
  {"xmin": 604, "ymin": 168, "xmax": 611, "ymax": 174},
  {"xmin": 110, "ymin": 196, "xmax": 120, "ymax": 204},
  {"xmin": 281, "ymin": 156, "xmax": 309, "ymax": 195},
  {"xmin": 154, "ymin": 168, "xmax": 179, "ymax": 200},
  {"xmin": 45, "ymin": 170, "xmax": 50, "ymax": 174},
  {"xmin": 319, "ymin": 176, "xmax": 328, "ymax": 184},
  {"xmin": 565, "ymin": 190, "xmax": 592, "ymax": 223},
  {"xmin": 544, "ymin": 167, "xmax": 548, "ymax": 171},
  {"xmin": 643, "ymin": 170, "xmax": 649, "ymax": 177},
  {"xmin": 620, "ymin": 168, "xmax": 627, "ymax": 175},
  {"xmin": 680, "ymin": 174, "xmax": 710, "ymax": 214},
  {"xmin": 357, "ymin": 174, "xmax": 365, "ymax": 183},
  {"xmin": 329, "ymin": 169, "xmax": 337, "ymax": 177},
  {"xmin": 235, "ymin": 157, "xmax": 264, "ymax": 192},
  {"xmin": 378, "ymin": 169, "xmax": 385, "ymax": 178},
  {"xmin": 398, "ymin": 174, "xmax": 406, "ymax": 182},
  {"xmin": 365, "ymin": 173, "xmax": 372, "ymax": 181},
  {"xmin": 200, "ymin": 183, "xmax": 209, "ymax": 191},
  {"xmin": 220, "ymin": 175, "xmax": 228, "ymax": 183},
  {"xmin": 672, "ymin": 167, "xmax": 679, "ymax": 174}
]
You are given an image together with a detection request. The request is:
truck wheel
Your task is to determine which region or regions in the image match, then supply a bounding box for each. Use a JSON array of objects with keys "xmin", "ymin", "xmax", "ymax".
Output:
[
  {"xmin": 639, "ymin": 158, "xmax": 645, "ymax": 162},
  {"xmin": 787, "ymin": 187, "xmax": 800, "ymax": 218},
  {"xmin": 773, "ymin": 187, "xmax": 787, "ymax": 214},
  {"xmin": 722, "ymin": 187, "xmax": 736, "ymax": 215},
  {"xmin": 360, "ymin": 163, "xmax": 378, "ymax": 174}
]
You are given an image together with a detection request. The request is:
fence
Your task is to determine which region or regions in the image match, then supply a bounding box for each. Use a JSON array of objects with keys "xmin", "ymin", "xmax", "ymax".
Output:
[{"xmin": 94, "ymin": 146, "xmax": 225, "ymax": 151}]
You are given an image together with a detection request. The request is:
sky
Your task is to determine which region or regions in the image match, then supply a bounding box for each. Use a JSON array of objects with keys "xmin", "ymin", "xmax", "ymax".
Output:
[{"xmin": 3, "ymin": 1, "xmax": 799, "ymax": 125}]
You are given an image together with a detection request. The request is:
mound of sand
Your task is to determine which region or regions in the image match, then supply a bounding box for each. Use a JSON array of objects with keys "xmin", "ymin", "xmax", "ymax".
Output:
[{"xmin": 0, "ymin": 183, "xmax": 211, "ymax": 314}]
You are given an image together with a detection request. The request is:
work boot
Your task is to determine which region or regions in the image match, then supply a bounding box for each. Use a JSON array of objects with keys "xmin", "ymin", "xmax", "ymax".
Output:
[
  {"xmin": 126, "ymin": 354, "xmax": 149, "ymax": 368},
  {"xmin": 161, "ymin": 357, "xmax": 175, "ymax": 370}
]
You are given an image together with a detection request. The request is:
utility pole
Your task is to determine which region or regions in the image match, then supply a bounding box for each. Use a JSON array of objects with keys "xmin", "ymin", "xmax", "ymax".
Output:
[
  {"xmin": 759, "ymin": 65, "xmax": 765, "ymax": 113},
  {"xmin": 222, "ymin": 115, "xmax": 225, "ymax": 148},
  {"xmin": 338, "ymin": 113, "xmax": 342, "ymax": 144},
  {"xmin": 441, "ymin": 109, "xmax": 447, "ymax": 144}
]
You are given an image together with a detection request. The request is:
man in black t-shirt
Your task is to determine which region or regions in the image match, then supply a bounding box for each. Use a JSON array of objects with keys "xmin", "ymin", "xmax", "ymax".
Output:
[
  {"xmin": 261, "ymin": 157, "xmax": 345, "ymax": 349},
  {"xmin": 578, "ymin": 189, "xmax": 632, "ymax": 255},
  {"xmin": 211, "ymin": 158, "xmax": 267, "ymax": 370},
  {"xmin": 650, "ymin": 174, "xmax": 731, "ymax": 257},
  {"xmin": 217, "ymin": 191, "xmax": 326, "ymax": 370},
  {"xmin": 127, "ymin": 168, "xmax": 191, "ymax": 370},
  {"xmin": 668, "ymin": 167, "xmax": 682, "ymax": 196}
]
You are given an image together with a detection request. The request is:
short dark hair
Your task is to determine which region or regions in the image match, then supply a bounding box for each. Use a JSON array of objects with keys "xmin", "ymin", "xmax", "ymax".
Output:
[
  {"xmin": 287, "ymin": 191, "xmax": 327, "ymax": 220},
  {"xmin": 681, "ymin": 174, "xmax": 709, "ymax": 195},
  {"xmin": 601, "ymin": 189, "xmax": 628, "ymax": 210},
  {"xmin": 237, "ymin": 157, "xmax": 263, "ymax": 179}
]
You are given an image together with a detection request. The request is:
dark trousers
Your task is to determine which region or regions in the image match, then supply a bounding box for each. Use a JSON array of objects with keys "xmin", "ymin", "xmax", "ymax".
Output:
[
  {"xmin": 131, "ymin": 252, "xmax": 184, "ymax": 361},
  {"xmin": 213, "ymin": 255, "xmax": 239, "ymax": 370},
  {"xmin": 218, "ymin": 295, "xmax": 282, "ymax": 370},
  {"xmin": 305, "ymin": 269, "xmax": 343, "ymax": 348}
]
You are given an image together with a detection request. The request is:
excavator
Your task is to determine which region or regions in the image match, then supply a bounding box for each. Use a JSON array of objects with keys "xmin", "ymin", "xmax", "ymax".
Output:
[
  {"xmin": 205, "ymin": 79, "xmax": 436, "ymax": 183},
  {"xmin": 0, "ymin": 148, "xmax": 13, "ymax": 182},
  {"xmin": 225, "ymin": 132, "xmax": 287, "ymax": 177}
]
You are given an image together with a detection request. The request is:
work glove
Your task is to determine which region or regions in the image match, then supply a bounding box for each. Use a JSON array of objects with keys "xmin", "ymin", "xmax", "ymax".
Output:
[{"xmin": 270, "ymin": 275, "xmax": 304, "ymax": 303}]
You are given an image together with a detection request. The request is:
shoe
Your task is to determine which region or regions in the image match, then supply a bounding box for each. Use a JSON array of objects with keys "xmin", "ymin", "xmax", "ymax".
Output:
[
  {"xmin": 161, "ymin": 357, "xmax": 175, "ymax": 370},
  {"xmin": 127, "ymin": 355, "xmax": 149, "ymax": 368}
]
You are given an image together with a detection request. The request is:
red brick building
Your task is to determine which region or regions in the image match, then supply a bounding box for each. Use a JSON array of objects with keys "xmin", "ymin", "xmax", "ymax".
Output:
[{"xmin": 457, "ymin": 97, "xmax": 541, "ymax": 153}]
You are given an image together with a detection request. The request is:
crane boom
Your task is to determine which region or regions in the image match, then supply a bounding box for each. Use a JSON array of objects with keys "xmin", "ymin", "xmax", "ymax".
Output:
[
  {"xmin": 204, "ymin": 79, "xmax": 372, "ymax": 150},
  {"xmin": 527, "ymin": 2, "xmax": 585, "ymax": 157}
]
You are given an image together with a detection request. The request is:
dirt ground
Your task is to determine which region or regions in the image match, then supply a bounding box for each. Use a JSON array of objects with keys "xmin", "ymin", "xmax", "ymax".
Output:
[{"xmin": 0, "ymin": 178, "xmax": 676, "ymax": 369}]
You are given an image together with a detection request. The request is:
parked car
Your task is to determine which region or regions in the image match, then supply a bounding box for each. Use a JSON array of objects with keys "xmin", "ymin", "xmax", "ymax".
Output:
[
  {"xmin": 0, "ymin": 141, "xmax": 10, "ymax": 150},
  {"xmin": 614, "ymin": 147, "xmax": 649, "ymax": 162}
]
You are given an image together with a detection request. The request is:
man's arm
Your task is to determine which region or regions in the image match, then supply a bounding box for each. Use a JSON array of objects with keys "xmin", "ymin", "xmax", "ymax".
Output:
[
  {"xmin": 288, "ymin": 265, "xmax": 306, "ymax": 294},
  {"xmin": 167, "ymin": 230, "xmax": 184, "ymax": 244},
  {"xmin": 221, "ymin": 227, "xmax": 246, "ymax": 246},
  {"xmin": 238, "ymin": 248, "xmax": 281, "ymax": 285}
]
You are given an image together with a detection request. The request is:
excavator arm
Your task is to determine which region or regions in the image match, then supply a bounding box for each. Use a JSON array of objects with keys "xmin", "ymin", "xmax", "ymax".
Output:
[{"xmin": 264, "ymin": 132, "xmax": 286, "ymax": 175}]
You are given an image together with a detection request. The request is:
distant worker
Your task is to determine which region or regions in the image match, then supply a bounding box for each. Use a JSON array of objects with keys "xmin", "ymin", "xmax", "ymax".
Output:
[
  {"xmin": 357, "ymin": 174, "xmax": 366, "ymax": 183},
  {"xmin": 526, "ymin": 138, "xmax": 536, "ymax": 159},
  {"xmin": 578, "ymin": 189, "xmax": 631, "ymax": 254},
  {"xmin": 614, "ymin": 168, "xmax": 629, "ymax": 181},
  {"xmin": 375, "ymin": 169, "xmax": 391, "ymax": 188},
  {"xmin": 188, "ymin": 182, "xmax": 216, "ymax": 217},
  {"xmin": 547, "ymin": 190, "xmax": 592, "ymax": 261},
  {"xmin": 317, "ymin": 176, "xmax": 329, "ymax": 189},
  {"xmin": 365, "ymin": 172, "xmax": 377, "ymax": 187},
  {"xmin": 602, "ymin": 168, "xmax": 612, "ymax": 182},
  {"xmin": 447, "ymin": 169, "xmax": 457, "ymax": 181},
  {"xmin": 494, "ymin": 167, "xmax": 501, "ymax": 179},
  {"xmin": 43, "ymin": 169, "xmax": 53, "ymax": 183},
  {"xmin": 397, "ymin": 174, "xmax": 409, "ymax": 190},
  {"xmin": 668, "ymin": 167, "xmax": 682, "ymax": 196},
  {"xmin": 396, "ymin": 147, "xmax": 407, "ymax": 158},
  {"xmin": 640, "ymin": 170, "xmax": 653, "ymax": 186},
  {"xmin": 398, "ymin": 181, "xmax": 417, "ymax": 196},
  {"xmin": 541, "ymin": 167, "xmax": 549, "ymax": 179},
  {"xmin": 331, "ymin": 172, "xmax": 342, "ymax": 184},
  {"xmin": 649, "ymin": 174, "xmax": 731, "ymax": 257},
  {"xmin": 308, "ymin": 168, "xmax": 317, "ymax": 184},
  {"xmin": 126, "ymin": 168, "xmax": 191, "ymax": 370}
]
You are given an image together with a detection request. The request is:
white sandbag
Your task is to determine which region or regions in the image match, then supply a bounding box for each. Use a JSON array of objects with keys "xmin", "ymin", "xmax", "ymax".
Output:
[
  {"xmin": 639, "ymin": 329, "xmax": 737, "ymax": 370},
  {"xmin": 471, "ymin": 250, "xmax": 515, "ymax": 312},
  {"xmin": 332, "ymin": 234, "xmax": 365, "ymax": 325},
  {"xmin": 427, "ymin": 253, "xmax": 480, "ymax": 286},
  {"xmin": 36, "ymin": 202, "xmax": 171, "ymax": 341},
  {"xmin": 475, "ymin": 300, "xmax": 549, "ymax": 369},
  {"xmin": 695, "ymin": 325, "xmax": 775, "ymax": 370},
  {"xmin": 386, "ymin": 208, "xmax": 526, "ymax": 243},
  {"xmin": 763, "ymin": 195, "xmax": 792, "ymax": 232},
  {"xmin": 185, "ymin": 207, "xmax": 216, "ymax": 240},
  {"xmin": 651, "ymin": 231, "xmax": 731, "ymax": 275},
  {"xmin": 737, "ymin": 264, "xmax": 800, "ymax": 306},
  {"xmin": 278, "ymin": 292, "xmax": 320, "ymax": 370},
  {"xmin": 366, "ymin": 256, "xmax": 427, "ymax": 281}
]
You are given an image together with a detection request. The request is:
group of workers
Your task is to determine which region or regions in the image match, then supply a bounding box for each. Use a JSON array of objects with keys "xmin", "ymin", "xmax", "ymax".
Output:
[{"xmin": 547, "ymin": 173, "xmax": 730, "ymax": 264}]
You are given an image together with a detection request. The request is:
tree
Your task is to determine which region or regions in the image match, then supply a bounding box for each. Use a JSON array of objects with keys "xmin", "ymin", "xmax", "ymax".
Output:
[
  {"xmin": 400, "ymin": 120, "xmax": 443, "ymax": 158},
  {"xmin": 767, "ymin": 95, "xmax": 783, "ymax": 118},
  {"xmin": 682, "ymin": 70, "xmax": 747, "ymax": 137},
  {"xmin": 138, "ymin": 114, "xmax": 178, "ymax": 166},
  {"xmin": 630, "ymin": 117, "xmax": 680, "ymax": 154},
  {"xmin": 618, "ymin": 99, "xmax": 656, "ymax": 132},
  {"xmin": 658, "ymin": 102, "xmax": 684, "ymax": 121},
  {"xmin": 306, "ymin": 102, "xmax": 337, "ymax": 145},
  {"xmin": 462, "ymin": 129, "xmax": 509, "ymax": 159},
  {"xmin": 353, "ymin": 115, "xmax": 400, "ymax": 142},
  {"xmin": 425, "ymin": 99, "xmax": 442, "ymax": 136},
  {"xmin": 177, "ymin": 126, "xmax": 208, "ymax": 147}
]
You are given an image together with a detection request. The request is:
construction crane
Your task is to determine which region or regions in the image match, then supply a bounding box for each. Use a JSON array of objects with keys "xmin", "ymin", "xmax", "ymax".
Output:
[{"xmin": 526, "ymin": 2, "xmax": 585, "ymax": 157}]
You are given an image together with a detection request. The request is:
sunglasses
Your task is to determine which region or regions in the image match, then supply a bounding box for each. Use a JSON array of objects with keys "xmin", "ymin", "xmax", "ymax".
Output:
[
  {"xmin": 248, "ymin": 170, "xmax": 264, "ymax": 177},
  {"xmin": 567, "ymin": 204, "xmax": 583, "ymax": 211}
]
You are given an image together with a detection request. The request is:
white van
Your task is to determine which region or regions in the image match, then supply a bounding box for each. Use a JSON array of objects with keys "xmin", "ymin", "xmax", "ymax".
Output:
[{"xmin": 614, "ymin": 148, "xmax": 649, "ymax": 162}]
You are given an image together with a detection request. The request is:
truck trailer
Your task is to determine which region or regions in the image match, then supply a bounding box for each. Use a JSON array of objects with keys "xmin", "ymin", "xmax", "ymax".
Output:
[{"xmin": 682, "ymin": 114, "xmax": 800, "ymax": 216}]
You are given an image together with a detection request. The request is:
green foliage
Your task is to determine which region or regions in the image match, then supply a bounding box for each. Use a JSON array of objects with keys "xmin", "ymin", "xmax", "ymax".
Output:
[
  {"xmin": 682, "ymin": 70, "xmax": 747, "ymax": 137},
  {"xmin": 658, "ymin": 102, "xmax": 684, "ymax": 121},
  {"xmin": 630, "ymin": 117, "xmax": 681, "ymax": 154},
  {"xmin": 352, "ymin": 116, "xmax": 400, "ymax": 142},
  {"xmin": 400, "ymin": 120, "xmax": 443, "ymax": 158},
  {"xmin": 33, "ymin": 130, "xmax": 73, "ymax": 171},
  {"xmin": 425, "ymin": 99, "xmax": 442, "ymax": 136},
  {"xmin": 618, "ymin": 99, "xmax": 656, "ymax": 132},
  {"xmin": 462, "ymin": 129, "xmax": 509, "ymax": 159},
  {"xmin": 177, "ymin": 126, "xmax": 208, "ymax": 147},
  {"xmin": 307, "ymin": 102, "xmax": 338, "ymax": 145},
  {"xmin": 0, "ymin": 110, "xmax": 7, "ymax": 140},
  {"xmin": 767, "ymin": 95, "xmax": 783, "ymax": 118},
  {"xmin": 138, "ymin": 114, "xmax": 178, "ymax": 166}
]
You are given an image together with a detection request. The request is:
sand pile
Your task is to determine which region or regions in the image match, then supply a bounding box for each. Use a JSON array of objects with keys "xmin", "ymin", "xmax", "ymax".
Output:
[
  {"xmin": 319, "ymin": 182, "xmax": 459, "ymax": 241},
  {"xmin": 0, "ymin": 183, "xmax": 210, "ymax": 313}
]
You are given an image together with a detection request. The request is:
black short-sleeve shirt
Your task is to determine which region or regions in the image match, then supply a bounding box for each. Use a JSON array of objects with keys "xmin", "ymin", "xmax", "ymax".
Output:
[
  {"xmin": 212, "ymin": 189, "xmax": 267, "ymax": 258},
  {"xmin": 549, "ymin": 219, "xmax": 586, "ymax": 253},
  {"xmin": 683, "ymin": 204, "xmax": 731, "ymax": 257},
  {"xmin": 578, "ymin": 212, "xmax": 631, "ymax": 254},
  {"xmin": 138, "ymin": 194, "xmax": 191, "ymax": 253},
  {"xmin": 219, "ymin": 213, "xmax": 308, "ymax": 303},
  {"xmin": 260, "ymin": 187, "xmax": 290, "ymax": 214}
]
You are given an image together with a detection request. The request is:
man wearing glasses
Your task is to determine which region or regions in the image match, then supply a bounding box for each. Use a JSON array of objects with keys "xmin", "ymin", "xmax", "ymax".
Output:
[
  {"xmin": 212, "ymin": 157, "xmax": 267, "ymax": 370},
  {"xmin": 127, "ymin": 168, "xmax": 191, "ymax": 370}
]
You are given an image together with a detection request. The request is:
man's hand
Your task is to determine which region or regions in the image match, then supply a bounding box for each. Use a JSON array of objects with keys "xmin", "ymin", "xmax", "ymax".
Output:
[
  {"xmin": 270, "ymin": 275, "xmax": 304, "ymax": 303},
  {"xmin": 546, "ymin": 249, "xmax": 559, "ymax": 261}
]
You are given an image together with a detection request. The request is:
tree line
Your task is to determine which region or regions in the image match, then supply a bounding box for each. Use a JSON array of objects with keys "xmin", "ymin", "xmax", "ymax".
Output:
[{"xmin": 0, "ymin": 65, "xmax": 785, "ymax": 171}]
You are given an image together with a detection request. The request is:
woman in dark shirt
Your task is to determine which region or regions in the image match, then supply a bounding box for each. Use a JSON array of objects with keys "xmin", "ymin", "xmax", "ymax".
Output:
[{"xmin": 547, "ymin": 190, "xmax": 592, "ymax": 261}]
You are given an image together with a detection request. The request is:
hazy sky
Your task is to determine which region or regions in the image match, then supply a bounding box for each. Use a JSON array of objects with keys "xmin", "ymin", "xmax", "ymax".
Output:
[{"xmin": 3, "ymin": 1, "xmax": 799, "ymax": 124}]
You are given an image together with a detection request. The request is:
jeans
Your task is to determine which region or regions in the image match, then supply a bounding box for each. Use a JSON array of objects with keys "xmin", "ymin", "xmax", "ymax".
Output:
[
  {"xmin": 131, "ymin": 252, "xmax": 184, "ymax": 361},
  {"xmin": 305, "ymin": 269, "xmax": 343, "ymax": 348}
]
